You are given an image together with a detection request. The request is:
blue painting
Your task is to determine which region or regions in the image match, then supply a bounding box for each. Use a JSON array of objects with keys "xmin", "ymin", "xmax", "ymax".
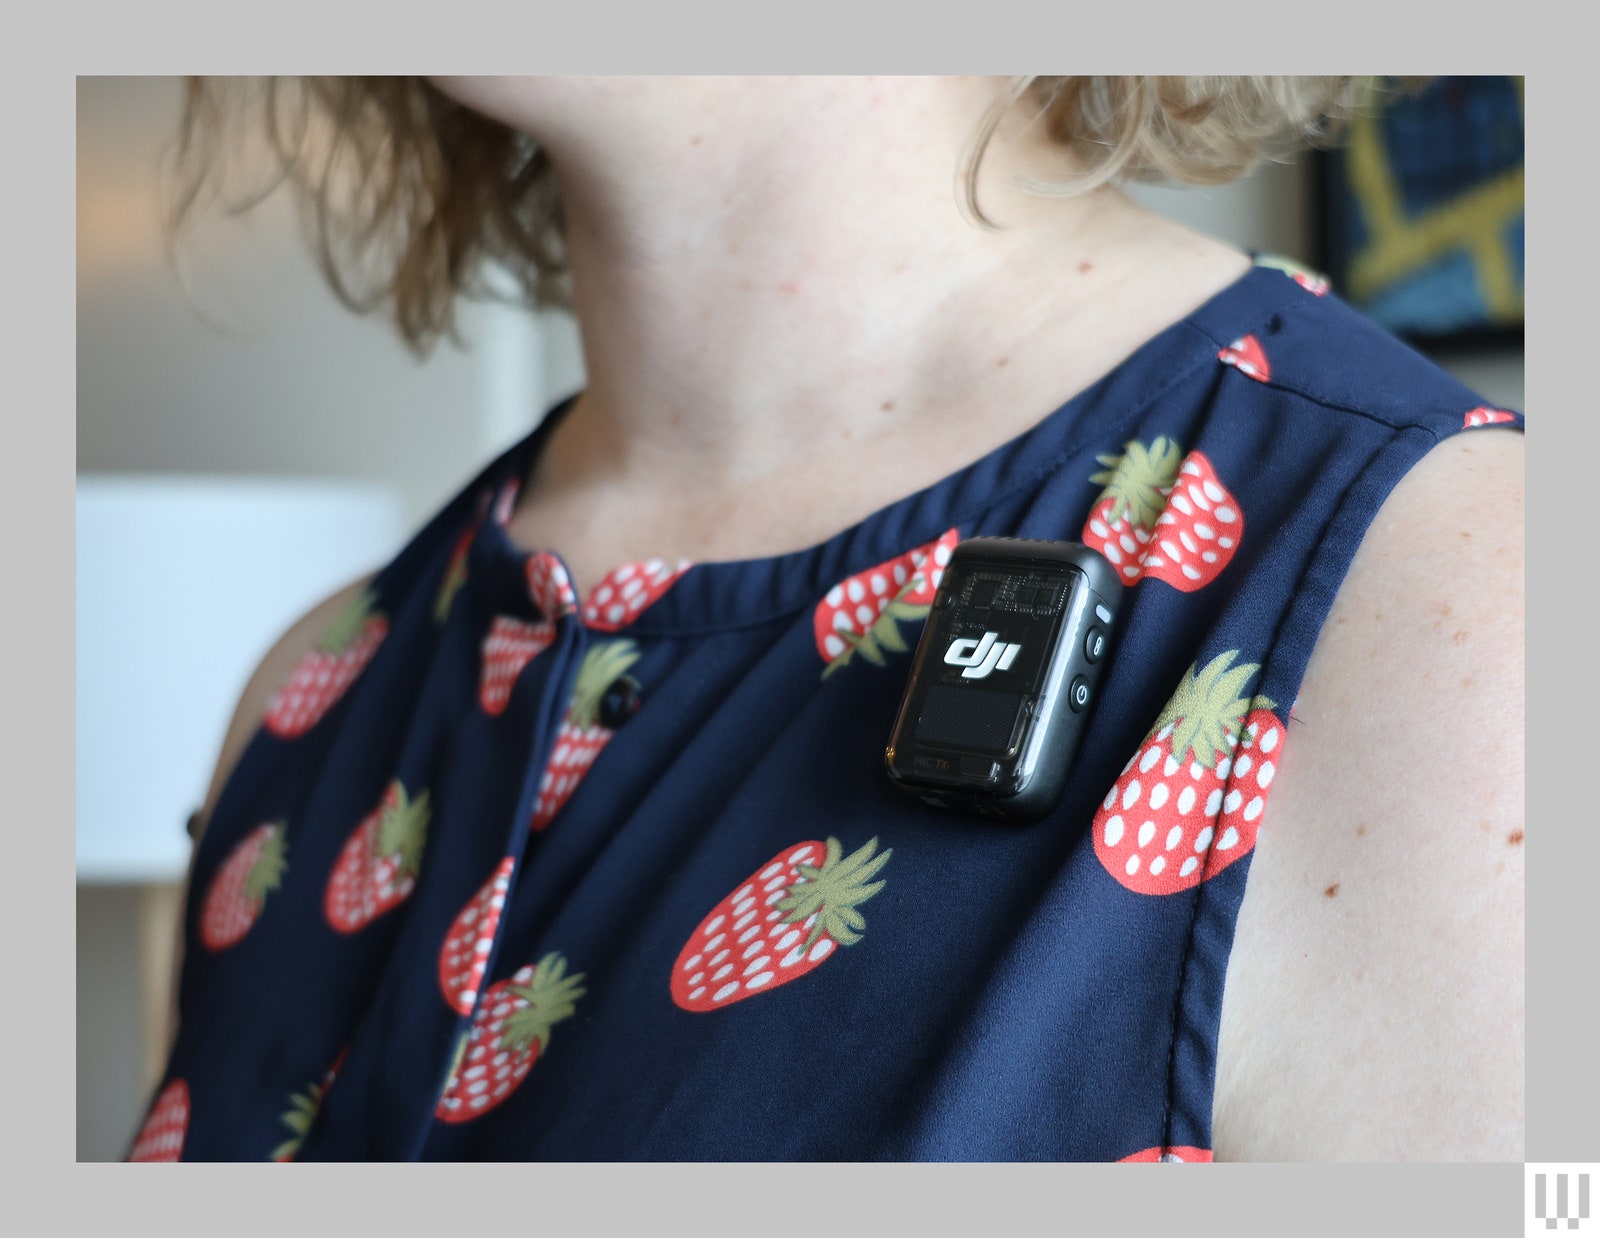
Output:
[{"xmin": 1321, "ymin": 76, "xmax": 1524, "ymax": 342}]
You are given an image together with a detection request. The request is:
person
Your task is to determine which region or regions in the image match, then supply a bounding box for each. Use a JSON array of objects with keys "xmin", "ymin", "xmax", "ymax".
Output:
[{"xmin": 125, "ymin": 76, "xmax": 1523, "ymax": 1162}]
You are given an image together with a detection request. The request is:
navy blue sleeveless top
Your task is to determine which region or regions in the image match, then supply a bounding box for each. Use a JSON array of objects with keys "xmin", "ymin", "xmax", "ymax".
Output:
[{"xmin": 128, "ymin": 260, "xmax": 1523, "ymax": 1162}]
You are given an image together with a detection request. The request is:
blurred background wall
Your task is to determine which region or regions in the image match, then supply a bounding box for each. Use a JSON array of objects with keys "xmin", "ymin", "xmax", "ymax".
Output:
[{"xmin": 75, "ymin": 76, "xmax": 1525, "ymax": 1160}]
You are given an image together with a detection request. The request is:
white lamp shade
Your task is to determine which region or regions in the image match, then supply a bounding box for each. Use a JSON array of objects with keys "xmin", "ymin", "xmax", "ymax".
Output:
[{"xmin": 75, "ymin": 476, "xmax": 409, "ymax": 883}]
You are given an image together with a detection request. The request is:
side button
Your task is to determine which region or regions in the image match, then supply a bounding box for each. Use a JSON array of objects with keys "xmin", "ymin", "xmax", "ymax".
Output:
[
  {"xmin": 1068, "ymin": 676, "xmax": 1091, "ymax": 713},
  {"xmin": 1084, "ymin": 626, "xmax": 1106, "ymax": 664}
]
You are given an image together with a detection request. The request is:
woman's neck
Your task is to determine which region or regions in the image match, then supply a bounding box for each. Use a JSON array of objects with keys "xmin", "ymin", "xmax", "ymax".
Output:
[{"xmin": 437, "ymin": 76, "xmax": 1251, "ymax": 582}]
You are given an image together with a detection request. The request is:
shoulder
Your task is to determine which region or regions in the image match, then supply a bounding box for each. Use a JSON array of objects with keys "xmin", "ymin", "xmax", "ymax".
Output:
[
  {"xmin": 188, "ymin": 573, "xmax": 378, "ymax": 845},
  {"xmin": 1212, "ymin": 426, "xmax": 1524, "ymax": 1160}
]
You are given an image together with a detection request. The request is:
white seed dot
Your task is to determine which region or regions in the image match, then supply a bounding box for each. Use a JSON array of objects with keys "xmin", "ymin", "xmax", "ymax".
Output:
[
  {"xmin": 713, "ymin": 983, "xmax": 741, "ymax": 1002},
  {"xmin": 1205, "ymin": 789, "xmax": 1223, "ymax": 817},
  {"xmin": 1177, "ymin": 786, "xmax": 1197, "ymax": 814},
  {"xmin": 1258, "ymin": 761, "xmax": 1275, "ymax": 788},
  {"xmin": 1122, "ymin": 780, "xmax": 1142, "ymax": 810},
  {"xmin": 746, "ymin": 972, "xmax": 774, "ymax": 989},
  {"xmin": 1195, "ymin": 826, "xmax": 1215, "ymax": 852},
  {"xmin": 1104, "ymin": 815, "xmax": 1125, "ymax": 846},
  {"xmin": 1243, "ymin": 797, "xmax": 1264, "ymax": 822},
  {"xmin": 1223, "ymin": 790, "xmax": 1243, "ymax": 814},
  {"xmin": 808, "ymin": 938, "xmax": 835, "ymax": 963},
  {"xmin": 1259, "ymin": 727, "xmax": 1279, "ymax": 754},
  {"xmin": 1217, "ymin": 827, "xmax": 1240, "ymax": 851},
  {"xmin": 1125, "ymin": 854, "xmax": 1141, "ymax": 876},
  {"xmin": 1166, "ymin": 825, "xmax": 1184, "ymax": 851},
  {"xmin": 1138, "ymin": 820, "xmax": 1156, "ymax": 847},
  {"xmin": 1140, "ymin": 747, "xmax": 1162, "ymax": 773},
  {"xmin": 1181, "ymin": 857, "xmax": 1199, "ymax": 877},
  {"xmin": 1149, "ymin": 783, "xmax": 1169, "ymax": 810},
  {"xmin": 1149, "ymin": 856, "xmax": 1166, "ymax": 875}
]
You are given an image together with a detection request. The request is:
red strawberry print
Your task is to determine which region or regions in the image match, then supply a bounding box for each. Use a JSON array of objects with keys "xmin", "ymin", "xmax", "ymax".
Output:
[
  {"xmin": 1219, "ymin": 334, "xmax": 1270, "ymax": 382},
  {"xmin": 439, "ymin": 856, "xmax": 515, "ymax": 1015},
  {"xmin": 271, "ymin": 1049, "xmax": 347, "ymax": 1162},
  {"xmin": 526, "ymin": 552, "xmax": 578, "ymax": 619},
  {"xmin": 814, "ymin": 527, "xmax": 960, "ymax": 677},
  {"xmin": 434, "ymin": 523, "xmax": 475, "ymax": 623},
  {"xmin": 671, "ymin": 837, "xmax": 891, "ymax": 1011},
  {"xmin": 127, "ymin": 1079, "xmax": 189, "ymax": 1162},
  {"xmin": 1084, "ymin": 439, "xmax": 1242, "ymax": 591},
  {"xmin": 324, "ymin": 781, "xmax": 431, "ymax": 933},
  {"xmin": 435, "ymin": 952, "xmax": 585, "ymax": 1124},
  {"xmin": 479, "ymin": 616, "xmax": 557, "ymax": 715},
  {"xmin": 491, "ymin": 475, "xmax": 520, "ymax": 527},
  {"xmin": 582, "ymin": 558, "xmax": 691, "ymax": 631},
  {"xmin": 1464, "ymin": 406, "xmax": 1517, "ymax": 428},
  {"xmin": 1254, "ymin": 253, "xmax": 1329, "ymax": 297},
  {"xmin": 265, "ymin": 589, "xmax": 388, "ymax": 739},
  {"xmin": 1118, "ymin": 1146, "xmax": 1213, "ymax": 1163},
  {"xmin": 1093, "ymin": 651, "xmax": 1279, "ymax": 896},
  {"xmin": 199, "ymin": 822, "xmax": 287, "ymax": 951},
  {"xmin": 531, "ymin": 640, "xmax": 642, "ymax": 830}
]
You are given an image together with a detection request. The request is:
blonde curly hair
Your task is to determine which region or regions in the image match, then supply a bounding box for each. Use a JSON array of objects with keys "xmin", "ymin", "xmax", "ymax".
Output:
[{"xmin": 169, "ymin": 76, "xmax": 1372, "ymax": 354}]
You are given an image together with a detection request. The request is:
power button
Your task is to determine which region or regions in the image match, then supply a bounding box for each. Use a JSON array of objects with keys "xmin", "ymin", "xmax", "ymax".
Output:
[{"xmin": 1068, "ymin": 675, "xmax": 1092, "ymax": 712}]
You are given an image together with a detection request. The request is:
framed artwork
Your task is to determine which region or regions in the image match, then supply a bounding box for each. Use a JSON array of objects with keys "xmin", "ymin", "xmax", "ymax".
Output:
[{"xmin": 1315, "ymin": 76, "xmax": 1524, "ymax": 350}]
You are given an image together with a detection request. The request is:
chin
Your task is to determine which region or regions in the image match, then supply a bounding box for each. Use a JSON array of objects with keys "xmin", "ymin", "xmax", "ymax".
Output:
[{"xmin": 426, "ymin": 75, "xmax": 722, "ymax": 145}]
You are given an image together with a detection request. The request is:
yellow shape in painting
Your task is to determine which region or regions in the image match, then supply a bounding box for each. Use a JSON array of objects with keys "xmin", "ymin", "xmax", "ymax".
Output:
[{"xmin": 1340, "ymin": 83, "xmax": 1524, "ymax": 324}]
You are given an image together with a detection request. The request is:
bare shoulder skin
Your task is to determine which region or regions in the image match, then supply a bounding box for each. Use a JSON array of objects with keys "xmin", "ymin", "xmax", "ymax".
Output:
[{"xmin": 1211, "ymin": 428, "xmax": 1525, "ymax": 1160}]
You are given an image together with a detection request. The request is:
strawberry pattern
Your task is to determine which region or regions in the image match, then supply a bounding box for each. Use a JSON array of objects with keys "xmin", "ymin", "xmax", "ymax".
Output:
[
  {"xmin": 323, "ymin": 781, "xmax": 430, "ymax": 933},
  {"xmin": 582, "ymin": 558, "xmax": 692, "ymax": 631},
  {"xmin": 199, "ymin": 822, "xmax": 286, "ymax": 951},
  {"xmin": 435, "ymin": 953, "xmax": 585, "ymax": 1123},
  {"xmin": 1218, "ymin": 334, "xmax": 1270, "ymax": 382},
  {"xmin": 670, "ymin": 837, "xmax": 891, "ymax": 1011},
  {"xmin": 264, "ymin": 590, "xmax": 387, "ymax": 738},
  {"xmin": 126, "ymin": 1079, "xmax": 189, "ymax": 1162},
  {"xmin": 1083, "ymin": 439, "xmax": 1242, "ymax": 591},
  {"xmin": 1118, "ymin": 1146, "xmax": 1213, "ymax": 1163},
  {"xmin": 1092, "ymin": 651, "xmax": 1279, "ymax": 895},
  {"xmin": 814, "ymin": 528, "xmax": 960, "ymax": 676},
  {"xmin": 149, "ymin": 264, "xmax": 1522, "ymax": 1161},
  {"xmin": 439, "ymin": 857, "xmax": 515, "ymax": 1015}
]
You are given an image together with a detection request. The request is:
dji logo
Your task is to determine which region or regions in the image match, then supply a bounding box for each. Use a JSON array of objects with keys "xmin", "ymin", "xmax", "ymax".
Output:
[
  {"xmin": 1531, "ymin": 1169, "xmax": 1593, "ymax": 1233},
  {"xmin": 944, "ymin": 631, "xmax": 1022, "ymax": 680}
]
